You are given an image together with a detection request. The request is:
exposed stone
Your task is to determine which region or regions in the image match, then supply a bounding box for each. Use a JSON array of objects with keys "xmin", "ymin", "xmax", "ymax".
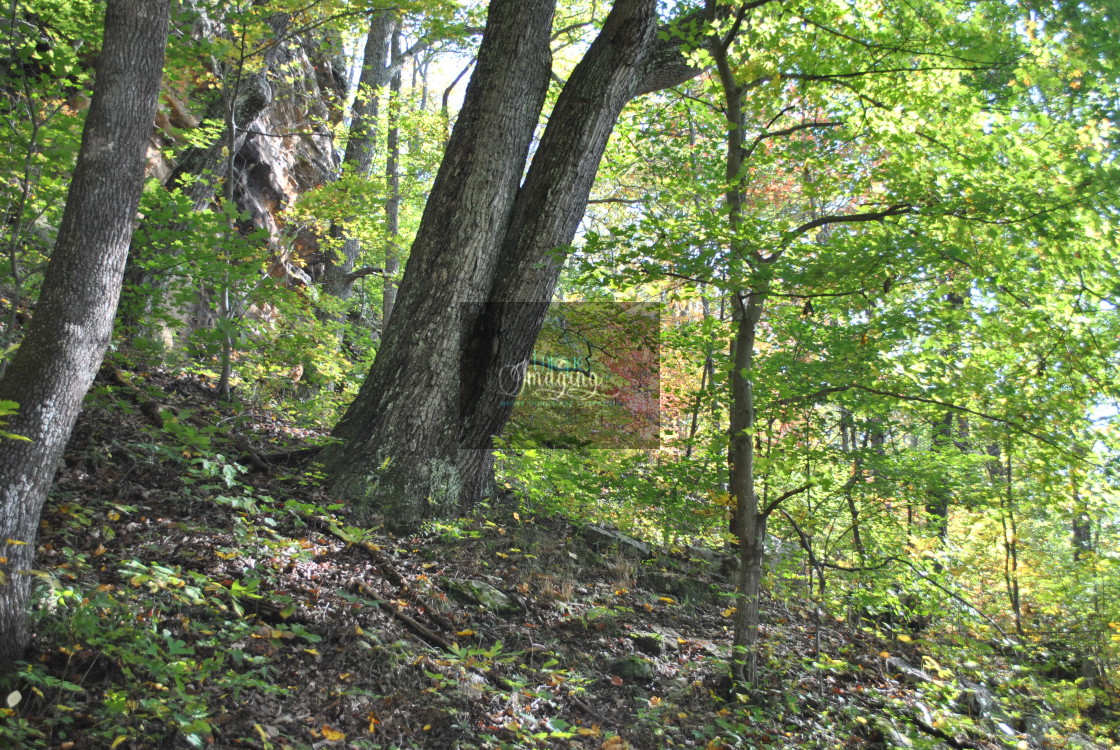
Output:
[
  {"xmin": 444, "ymin": 578, "xmax": 519, "ymax": 614},
  {"xmin": 961, "ymin": 681, "xmax": 1009, "ymax": 722},
  {"xmin": 636, "ymin": 570, "xmax": 714, "ymax": 602},
  {"xmin": 885, "ymin": 657, "xmax": 936, "ymax": 685},
  {"xmin": 584, "ymin": 525, "xmax": 651, "ymax": 559},
  {"xmin": 608, "ymin": 656, "xmax": 655, "ymax": 682}
]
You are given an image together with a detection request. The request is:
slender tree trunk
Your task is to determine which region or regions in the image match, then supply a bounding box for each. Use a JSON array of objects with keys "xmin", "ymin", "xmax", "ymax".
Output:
[
  {"xmin": 927, "ymin": 410, "xmax": 953, "ymax": 547},
  {"xmin": 1002, "ymin": 450, "xmax": 1023, "ymax": 636},
  {"xmin": 841, "ymin": 411, "xmax": 867, "ymax": 565},
  {"xmin": 728, "ymin": 292, "xmax": 766, "ymax": 688},
  {"xmin": 382, "ymin": 27, "xmax": 402, "ymax": 326},
  {"xmin": 0, "ymin": 0, "xmax": 168, "ymax": 674},
  {"xmin": 323, "ymin": 11, "xmax": 395, "ymax": 302},
  {"xmin": 1071, "ymin": 445, "xmax": 1093, "ymax": 561}
]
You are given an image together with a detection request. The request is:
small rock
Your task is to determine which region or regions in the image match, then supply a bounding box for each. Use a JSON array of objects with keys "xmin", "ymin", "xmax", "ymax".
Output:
[
  {"xmin": 445, "ymin": 578, "xmax": 519, "ymax": 614},
  {"xmin": 609, "ymin": 656, "xmax": 655, "ymax": 682},
  {"xmin": 684, "ymin": 545, "xmax": 719, "ymax": 563},
  {"xmin": 584, "ymin": 525, "xmax": 651, "ymax": 559},
  {"xmin": 885, "ymin": 657, "xmax": 936, "ymax": 685},
  {"xmin": 637, "ymin": 570, "xmax": 714, "ymax": 602},
  {"xmin": 630, "ymin": 631, "xmax": 665, "ymax": 655}
]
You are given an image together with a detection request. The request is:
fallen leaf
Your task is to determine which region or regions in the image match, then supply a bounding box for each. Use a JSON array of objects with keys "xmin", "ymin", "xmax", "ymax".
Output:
[
  {"xmin": 610, "ymin": 675, "xmax": 624, "ymax": 686},
  {"xmin": 321, "ymin": 724, "xmax": 345, "ymax": 740}
]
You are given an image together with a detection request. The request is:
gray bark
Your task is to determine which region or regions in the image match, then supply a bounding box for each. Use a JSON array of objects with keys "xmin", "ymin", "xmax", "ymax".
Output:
[
  {"xmin": 323, "ymin": 11, "xmax": 395, "ymax": 302},
  {"xmin": 326, "ymin": 0, "xmax": 711, "ymax": 529},
  {"xmin": 0, "ymin": 0, "xmax": 168, "ymax": 674},
  {"xmin": 457, "ymin": 0, "xmax": 662, "ymax": 501},
  {"xmin": 323, "ymin": 0, "xmax": 556, "ymax": 530},
  {"xmin": 382, "ymin": 27, "xmax": 402, "ymax": 325}
]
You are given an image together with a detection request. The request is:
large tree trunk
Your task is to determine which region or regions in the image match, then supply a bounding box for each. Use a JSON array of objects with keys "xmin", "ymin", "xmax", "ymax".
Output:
[
  {"xmin": 324, "ymin": 0, "xmax": 706, "ymax": 529},
  {"xmin": 457, "ymin": 0, "xmax": 662, "ymax": 502},
  {"xmin": 0, "ymin": 0, "xmax": 168, "ymax": 674},
  {"xmin": 322, "ymin": 0, "xmax": 556, "ymax": 530}
]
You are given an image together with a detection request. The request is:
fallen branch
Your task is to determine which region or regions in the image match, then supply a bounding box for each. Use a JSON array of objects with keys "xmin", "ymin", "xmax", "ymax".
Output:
[{"xmin": 351, "ymin": 580, "xmax": 454, "ymax": 650}]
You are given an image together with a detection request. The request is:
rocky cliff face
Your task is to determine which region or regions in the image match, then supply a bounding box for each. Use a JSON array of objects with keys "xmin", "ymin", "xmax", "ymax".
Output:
[{"xmin": 148, "ymin": 10, "xmax": 348, "ymax": 284}]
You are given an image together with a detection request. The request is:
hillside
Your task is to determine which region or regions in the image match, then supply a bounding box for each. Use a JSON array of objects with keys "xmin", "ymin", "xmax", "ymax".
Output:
[{"xmin": 1, "ymin": 367, "xmax": 1115, "ymax": 750}]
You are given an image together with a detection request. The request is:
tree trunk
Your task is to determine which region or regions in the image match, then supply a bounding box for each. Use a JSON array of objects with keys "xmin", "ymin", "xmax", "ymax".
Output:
[
  {"xmin": 324, "ymin": 0, "xmax": 706, "ymax": 528},
  {"xmin": 456, "ymin": 0, "xmax": 662, "ymax": 502},
  {"xmin": 323, "ymin": 11, "xmax": 395, "ymax": 302},
  {"xmin": 0, "ymin": 0, "xmax": 168, "ymax": 674},
  {"xmin": 927, "ymin": 410, "xmax": 953, "ymax": 547},
  {"xmin": 322, "ymin": 0, "xmax": 556, "ymax": 529},
  {"xmin": 728, "ymin": 292, "xmax": 766, "ymax": 689},
  {"xmin": 382, "ymin": 26, "xmax": 402, "ymax": 326}
]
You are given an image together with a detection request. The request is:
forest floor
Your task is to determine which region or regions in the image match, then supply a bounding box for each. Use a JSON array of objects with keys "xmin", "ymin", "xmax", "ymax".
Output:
[{"xmin": 2, "ymin": 366, "xmax": 1116, "ymax": 750}]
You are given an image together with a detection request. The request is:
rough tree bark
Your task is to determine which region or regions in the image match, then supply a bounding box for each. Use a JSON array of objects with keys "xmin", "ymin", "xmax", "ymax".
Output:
[
  {"xmin": 324, "ymin": 0, "xmax": 709, "ymax": 529},
  {"xmin": 457, "ymin": 0, "xmax": 664, "ymax": 502},
  {"xmin": 322, "ymin": 0, "xmax": 556, "ymax": 530},
  {"xmin": 0, "ymin": 0, "xmax": 168, "ymax": 674}
]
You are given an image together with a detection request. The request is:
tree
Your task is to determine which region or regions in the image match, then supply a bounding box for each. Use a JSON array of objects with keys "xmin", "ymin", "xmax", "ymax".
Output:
[
  {"xmin": 0, "ymin": 0, "xmax": 169, "ymax": 673},
  {"xmin": 570, "ymin": 0, "xmax": 1118, "ymax": 688},
  {"xmin": 322, "ymin": 0, "xmax": 703, "ymax": 529}
]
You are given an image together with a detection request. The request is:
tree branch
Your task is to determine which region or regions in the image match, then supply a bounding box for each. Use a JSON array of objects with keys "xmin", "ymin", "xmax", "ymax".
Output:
[
  {"xmin": 344, "ymin": 266, "xmax": 384, "ymax": 283},
  {"xmin": 774, "ymin": 383, "xmax": 1084, "ymax": 459},
  {"xmin": 761, "ymin": 483, "xmax": 811, "ymax": 519},
  {"xmin": 783, "ymin": 203, "xmax": 913, "ymax": 242}
]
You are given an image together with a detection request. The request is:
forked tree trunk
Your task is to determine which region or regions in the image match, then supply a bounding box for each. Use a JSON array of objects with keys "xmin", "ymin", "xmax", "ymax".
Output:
[
  {"xmin": 457, "ymin": 0, "xmax": 662, "ymax": 501},
  {"xmin": 322, "ymin": 0, "xmax": 556, "ymax": 529},
  {"xmin": 0, "ymin": 0, "xmax": 169, "ymax": 674},
  {"xmin": 324, "ymin": 0, "xmax": 707, "ymax": 529}
]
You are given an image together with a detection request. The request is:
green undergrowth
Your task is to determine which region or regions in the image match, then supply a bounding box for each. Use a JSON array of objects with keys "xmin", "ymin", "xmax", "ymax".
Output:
[{"xmin": 2, "ymin": 375, "xmax": 1118, "ymax": 749}]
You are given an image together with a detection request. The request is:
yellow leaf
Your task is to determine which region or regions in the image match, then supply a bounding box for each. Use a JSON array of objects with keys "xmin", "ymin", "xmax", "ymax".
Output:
[
  {"xmin": 93, "ymin": 545, "xmax": 107, "ymax": 557},
  {"xmin": 321, "ymin": 725, "xmax": 345, "ymax": 740},
  {"xmin": 855, "ymin": 716, "xmax": 868, "ymax": 725},
  {"xmin": 456, "ymin": 629, "xmax": 476, "ymax": 637},
  {"xmin": 367, "ymin": 712, "xmax": 380, "ymax": 732},
  {"xmin": 513, "ymin": 512, "xmax": 521, "ymax": 521},
  {"xmin": 897, "ymin": 634, "xmax": 912, "ymax": 643},
  {"xmin": 495, "ymin": 552, "xmax": 508, "ymax": 559},
  {"xmin": 423, "ymin": 724, "xmax": 432, "ymax": 731},
  {"xmin": 658, "ymin": 597, "xmax": 676, "ymax": 605},
  {"xmin": 721, "ymin": 607, "xmax": 736, "ymax": 618},
  {"xmin": 111, "ymin": 737, "xmax": 128, "ymax": 749},
  {"xmin": 648, "ymin": 696, "xmax": 662, "ymax": 707},
  {"xmin": 107, "ymin": 511, "xmax": 121, "ymax": 521},
  {"xmin": 4, "ymin": 539, "xmax": 27, "ymax": 545},
  {"xmin": 578, "ymin": 725, "xmax": 601, "ymax": 736},
  {"xmin": 879, "ymin": 651, "xmax": 891, "ymax": 659},
  {"xmin": 304, "ymin": 648, "xmax": 319, "ymax": 656}
]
